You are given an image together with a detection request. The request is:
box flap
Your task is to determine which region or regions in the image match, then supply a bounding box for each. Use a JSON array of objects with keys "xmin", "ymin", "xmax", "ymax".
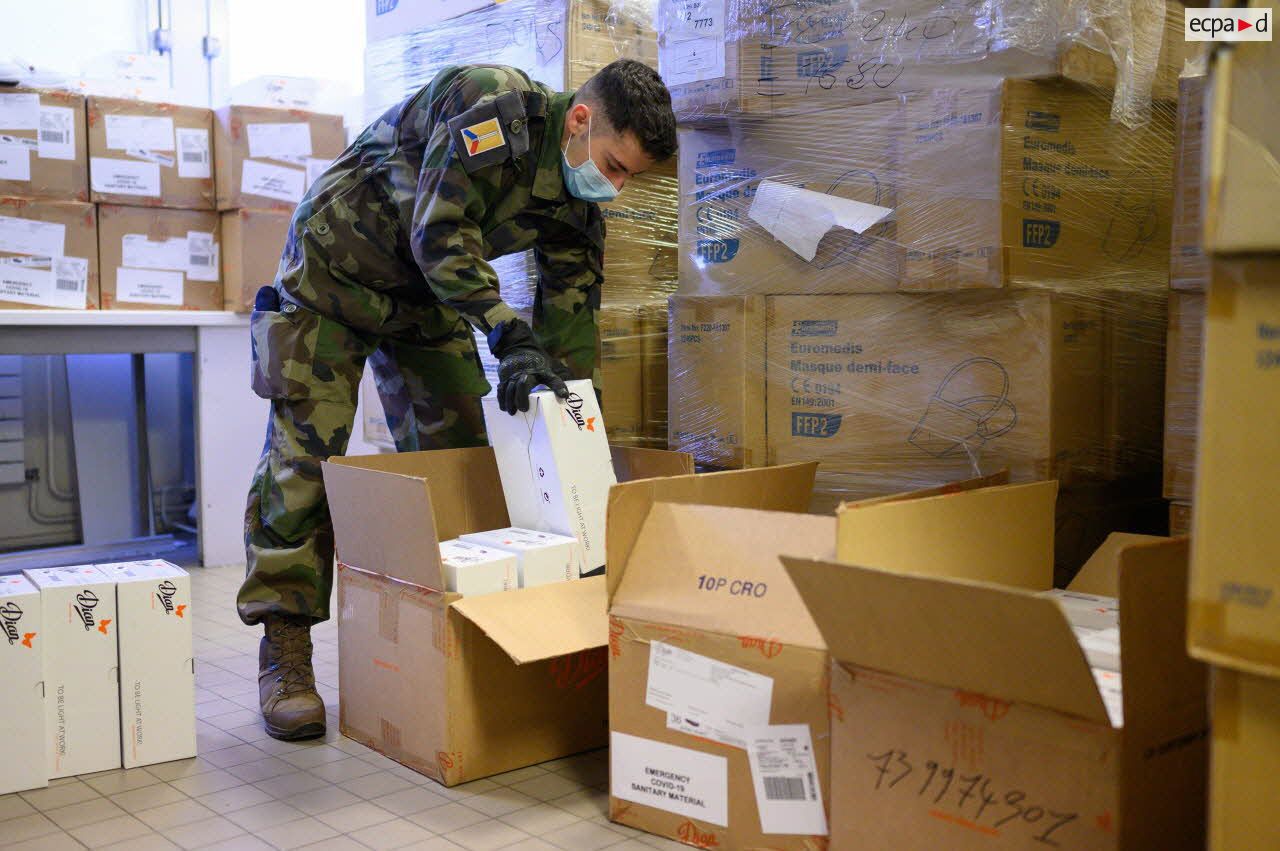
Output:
[
  {"xmin": 606, "ymin": 462, "xmax": 819, "ymax": 601},
  {"xmin": 611, "ymin": 502, "xmax": 834, "ymax": 648},
  {"xmin": 610, "ymin": 446, "xmax": 694, "ymax": 482},
  {"xmin": 1117, "ymin": 536, "xmax": 1207, "ymax": 721},
  {"xmin": 842, "ymin": 469, "xmax": 1011, "ymax": 509},
  {"xmin": 837, "ymin": 481, "xmax": 1057, "ymax": 589},
  {"xmin": 783, "ymin": 556, "xmax": 1110, "ymax": 724},
  {"xmin": 1069, "ymin": 532, "xmax": 1166, "ymax": 597},
  {"xmin": 451, "ymin": 576, "xmax": 608, "ymax": 664},
  {"xmin": 324, "ymin": 448, "xmax": 507, "ymax": 589}
]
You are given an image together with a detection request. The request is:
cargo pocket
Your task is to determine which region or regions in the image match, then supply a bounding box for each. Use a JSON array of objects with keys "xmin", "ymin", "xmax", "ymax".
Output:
[{"xmin": 250, "ymin": 304, "xmax": 364, "ymax": 405}]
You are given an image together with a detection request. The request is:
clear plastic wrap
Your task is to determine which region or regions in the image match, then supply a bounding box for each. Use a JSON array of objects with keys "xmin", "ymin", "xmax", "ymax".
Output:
[
  {"xmin": 668, "ymin": 73, "xmax": 1176, "ymax": 571},
  {"xmin": 659, "ymin": 0, "xmax": 1203, "ymax": 127},
  {"xmin": 362, "ymin": 0, "xmax": 676, "ymax": 448}
]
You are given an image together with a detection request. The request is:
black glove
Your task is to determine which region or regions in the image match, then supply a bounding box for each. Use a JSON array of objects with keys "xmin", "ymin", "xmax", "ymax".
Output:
[{"xmin": 488, "ymin": 319, "xmax": 571, "ymax": 415}]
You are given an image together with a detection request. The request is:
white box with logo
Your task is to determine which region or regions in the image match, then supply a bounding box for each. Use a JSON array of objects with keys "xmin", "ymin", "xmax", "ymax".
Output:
[
  {"xmin": 0, "ymin": 574, "xmax": 46, "ymax": 794},
  {"xmin": 23, "ymin": 565, "xmax": 121, "ymax": 778},
  {"xmin": 98, "ymin": 560, "xmax": 196, "ymax": 768},
  {"xmin": 459, "ymin": 527, "xmax": 583, "ymax": 587},
  {"xmin": 483, "ymin": 379, "xmax": 617, "ymax": 576},
  {"xmin": 438, "ymin": 540, "xmax": 518, "ymax": 596}
]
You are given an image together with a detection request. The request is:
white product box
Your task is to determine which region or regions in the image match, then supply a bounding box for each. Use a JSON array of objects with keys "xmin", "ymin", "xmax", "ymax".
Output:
[
  {"xmin": 438, "ymin": 540, "xmax": 517, "ymax": 596},
  {"xmin": 1079, "ymin": 626, "xmax": 1121, "ymax": 672},
  {"xmin": 0, "ymin": 573, "xmax": 47, "ymax": 794},
  {"xmin": 482, "ymin": 379, "xmax": 617, "ymax": 576},
  {"xmin": 23, "ymin": 565, "xmax": 121, "ymax": 778},
  {"xmin": 459, "ymin": 527, "xmax": 582, "ymax": 588},
  {"xmin": 98, "ymin": 560, "xmax": 196, "ymax": 768},
  {"xmin": 1040, "ymin": 588, "xmax": 1120, "ymax": 631}
]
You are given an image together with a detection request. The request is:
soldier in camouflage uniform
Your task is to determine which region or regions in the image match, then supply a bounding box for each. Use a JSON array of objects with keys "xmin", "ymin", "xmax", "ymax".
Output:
[{"xmin": 238, "ymin": 60, "xmax": 677, "ymax": 740}]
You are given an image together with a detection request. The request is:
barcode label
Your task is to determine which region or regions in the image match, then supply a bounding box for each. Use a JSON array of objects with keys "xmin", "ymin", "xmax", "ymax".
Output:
[
  {"xmin": 762, "ymin": 776, "xmax": 806, "ymax": 801},
  {"xmin": 40, "ymin": 130, "xmax": 68, "ymax": 145},
  {"xmin": 182, "ymin": 151, "xmax": 206, "ymax": 163},
  {"xmin": 189, "ymin": 253, "xmax": 212, "ymax": 268},
  {"xmin": 55, "ymin": 277, "xmax": 83, "ymax": 292}
]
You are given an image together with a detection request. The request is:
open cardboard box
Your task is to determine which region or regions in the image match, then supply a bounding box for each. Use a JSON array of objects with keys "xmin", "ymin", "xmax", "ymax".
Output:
[
  {"xmin": 322, "ymin": 445, "xmax": 692, "ymax": 786},
  {"xmin": 783, "ymin": 481, "xmax": 1209, "ymax": 850},
  {"xmin": 603, "ymin": 463, "xmax": 1006, "ymax": 849}
]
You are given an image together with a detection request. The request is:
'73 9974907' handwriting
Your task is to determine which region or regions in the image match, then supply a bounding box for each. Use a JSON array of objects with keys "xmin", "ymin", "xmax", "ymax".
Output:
[{"xmin": 867, "ymin": 749, "xmax": 1079, "ymax": 846}]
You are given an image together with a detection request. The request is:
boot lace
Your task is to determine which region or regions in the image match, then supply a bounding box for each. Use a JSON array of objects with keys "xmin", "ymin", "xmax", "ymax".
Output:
[{"xmin": 268, "ymin": 618, "xmax": 316, "ymax": 697}]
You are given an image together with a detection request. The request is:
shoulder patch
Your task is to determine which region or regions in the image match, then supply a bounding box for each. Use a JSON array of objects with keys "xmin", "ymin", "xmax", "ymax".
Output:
[{"xmin": 446, "ymin": 91, "xmax": 531, "ymax": 174}]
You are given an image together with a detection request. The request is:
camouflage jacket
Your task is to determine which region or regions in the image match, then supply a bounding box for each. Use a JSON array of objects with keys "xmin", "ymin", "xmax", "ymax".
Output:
[{"xmin": 278, "ymin": 64, "xmax": 605, "ymax": 379}]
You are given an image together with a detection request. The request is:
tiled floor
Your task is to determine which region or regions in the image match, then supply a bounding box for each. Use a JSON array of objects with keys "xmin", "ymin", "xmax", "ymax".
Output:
[{"xmin": 0, "ymin": 564, "xmax": 681, "ymax": 851}]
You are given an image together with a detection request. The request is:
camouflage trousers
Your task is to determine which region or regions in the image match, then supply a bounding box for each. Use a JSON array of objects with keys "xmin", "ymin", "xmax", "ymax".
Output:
[{"xmin": 237, "ymin": 302, "xmax": 491, "ymax": 626}]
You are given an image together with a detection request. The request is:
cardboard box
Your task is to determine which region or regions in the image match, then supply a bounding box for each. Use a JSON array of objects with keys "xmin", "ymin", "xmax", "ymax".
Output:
[
  {"xmin": 667, "ymin": 295, "xmax": 766, "ymax": 468},
  {"xmin": 766, "ymin": 291, "xmax": 1105, "ymax": 493},
  {"xmin": 483, "ymin": 380, "xmax": 617, "ymax": 576},
  {"xmin": 659, "ymin": 0, "xmax": 1057, "ymax": 121},
  {"xmin": 98, "ymin": 204, "xmax": 222, "ymax": 310},
  {"xmin": 0, "ymin": 87, "xmax": 89, "ymax": 202},
  {"xmin": 213, "ymin": 105, "xmax": 346, "ymax": 211},
  {"xmin": 1057, "ymin": 2, "xmax": 1203, "ymax": 107},
  {"xmin": 607, "ymin": 462, "xmax": 835, "ymax": 850},
  {"xmin": 563, "ymin": 0, "xmax": 659, "ymax": 90},
  {"xmin": 639, "ymin": 302, "xmax": 669, "ymax": 445},
  {"xmin": 1203, "ymin": 30, "xmax": 1280, "ymax": 253},
  {"xmin": 599, "ymin": 161, "xmax": 678, "ymax": 302},
  {"xmin": 0, "ymin": 197, "xmax": 99, "ymax": 310},
  {"xmin": 23, "ymin": 565, "xmax": 121, "ymax": 778},
  {"xmin": 97, "ymin": 560, "xmax": 196, "ymax": 769},
  {"xmin": 1171, "ymin": 76, "xmax": 1208, "ymax": 291},
  {"xmin": 460, "ymin": 528, "xmax": 583, "ymax": 587},
  {"xmin": 324, "ymin": 444, "xmax": 692, "ymax": 785},
  {"xmin": 0, "ymin": 574, "xmax": 46, "ymax": 795},
  {"xmin": 1101, "ymin": 288, "xmax": 1168, "ymax": 480},
  {"xmin": 1208, "ymin": 667, "xmax": 1280, "ymax": 851},
  {"xmin": 1188, "ymin": 258, "xmax": 1280, "ymax": 676},
  {"xmin": 221, "ymin": 208, "xmax": 291, "ymax": 312},
  {"xmin": 600, "ymin": 305, "xmax": 647, "ymax": 444},
  {"xmin": 897, "ymin": 79, "xmax": 1175, "ymax": 290},
  {"xmin": 1170, "ymin": 501, "xmax": 1192, "ymax": 538},
  {"xmin": 1164, "ymin": 292, "xmax": 1204, "ymax": 502},
  {"xmin": 87, "ymin": 97, "xmax": 215, "ymax": 209},
  {"xmin": 438, "ymin": 540, "xmax": 517, "ymax": 595},
  {"xmin": 784, "ymin": 484, "xmax": 1209, "ymax": 850},
  {"xmin": 677, "ymin": 102, "xmax": 903, "ymax": 297}
]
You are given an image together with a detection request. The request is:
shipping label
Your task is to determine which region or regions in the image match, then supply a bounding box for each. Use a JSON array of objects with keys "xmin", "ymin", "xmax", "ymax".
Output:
[
  {"xmin": 122, "ymin": 234, "xmax": 189, "ymax": 272},
  {"xmin": 0, "ymin": 214, "xmax": 65, "ymax": 258},
  {"xmin": 611, "ymin": 731, "xmax": 729, "ymax": 826},
  {"xmin": 0, "ymin": 141, "xmax": 31, "ymax": 182},
  {"xmin": 247, "ymin": 122, "xmax": 313, "ymax": 159},
  {"xmin": 746, "ymin": 724, "xmax": 828, "ymax": 835},
  {"xmin": 0, "ymin": 93, "xmax": 41, "ymax": 131},
  {"xmin": 117, "ymin": 267, "xmax": 184, "ymax": 306},
  {"xmin": 186, "ymin": 232, "xmax": 219, "ymax": 282},
  {"xmin": 241, "ymin": 159, "xmax": 305, "ymax": 203},
  {"xmin": 647, "ymin": 640, "xmax": 774, "ymax": 749},
  {"xmin": 105, "ymin": 114, "xmax": 175, "ymax": 152},
  {"xmin": 175, "ymin": 128, "xmax": 211, "ymax": 179},
  {"xmin": 38, "ymin": 106, "xmax": 76, "ymax": 161},
  {"xmin": 90, "ymin": 157, "xmax": 161, "ymax": 197}
]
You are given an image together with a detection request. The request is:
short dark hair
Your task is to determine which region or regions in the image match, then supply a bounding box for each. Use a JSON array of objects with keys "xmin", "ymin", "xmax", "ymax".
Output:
[{"xmin": 577, "ymin": 59, "xmax": 677, "ymax": 162}]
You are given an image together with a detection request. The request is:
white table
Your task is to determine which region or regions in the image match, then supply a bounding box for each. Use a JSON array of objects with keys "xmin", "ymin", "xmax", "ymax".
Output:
[{"xmin": 0, "ymin": 310, "xmax": 265, "ymax": 567}]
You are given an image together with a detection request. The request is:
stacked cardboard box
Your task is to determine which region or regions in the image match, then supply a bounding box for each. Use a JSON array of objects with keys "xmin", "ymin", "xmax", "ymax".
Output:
[
  {"xmin": 669, "ymin": 75, "xmax": 1174, "ymax": 564},
  {"xmin": 213, "ymin": 105, "xmax": 346, "ymax": 311},
  {"xmin": 361, "ymin": 0, "xmax": 679, "ymax": 448},
  {"xmin": 1185, "ymin": 20, "xmax": 1280, "ymax": 848},
  {"xmin": 0, "ymin": 87, "xmax": 97, "ymax": 310},
  {"xmin": 85, "ymin": 96, "xmax": 224, "ymax": 310}
]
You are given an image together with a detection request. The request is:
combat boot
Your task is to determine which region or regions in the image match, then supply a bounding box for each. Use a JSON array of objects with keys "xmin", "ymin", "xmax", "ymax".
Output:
[{"xmin": 259, "ymin": 614, "xmax": 326, "ymax": 740}]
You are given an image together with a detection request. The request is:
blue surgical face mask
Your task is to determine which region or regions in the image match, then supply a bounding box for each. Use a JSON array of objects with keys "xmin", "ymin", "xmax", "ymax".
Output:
[{"xmin": 561, "ymin": 115, "xmax": 619, "ymax": 203}]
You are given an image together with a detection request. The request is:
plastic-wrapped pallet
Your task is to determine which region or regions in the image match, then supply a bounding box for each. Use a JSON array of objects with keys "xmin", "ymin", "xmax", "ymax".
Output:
[
  {"xmin": 667, "ymin": 74, "xmax": 1175, "ymax": 574},
  {"xmin": 659, "ymin": 0, "xmax": 1203, "ymax": 127}
]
